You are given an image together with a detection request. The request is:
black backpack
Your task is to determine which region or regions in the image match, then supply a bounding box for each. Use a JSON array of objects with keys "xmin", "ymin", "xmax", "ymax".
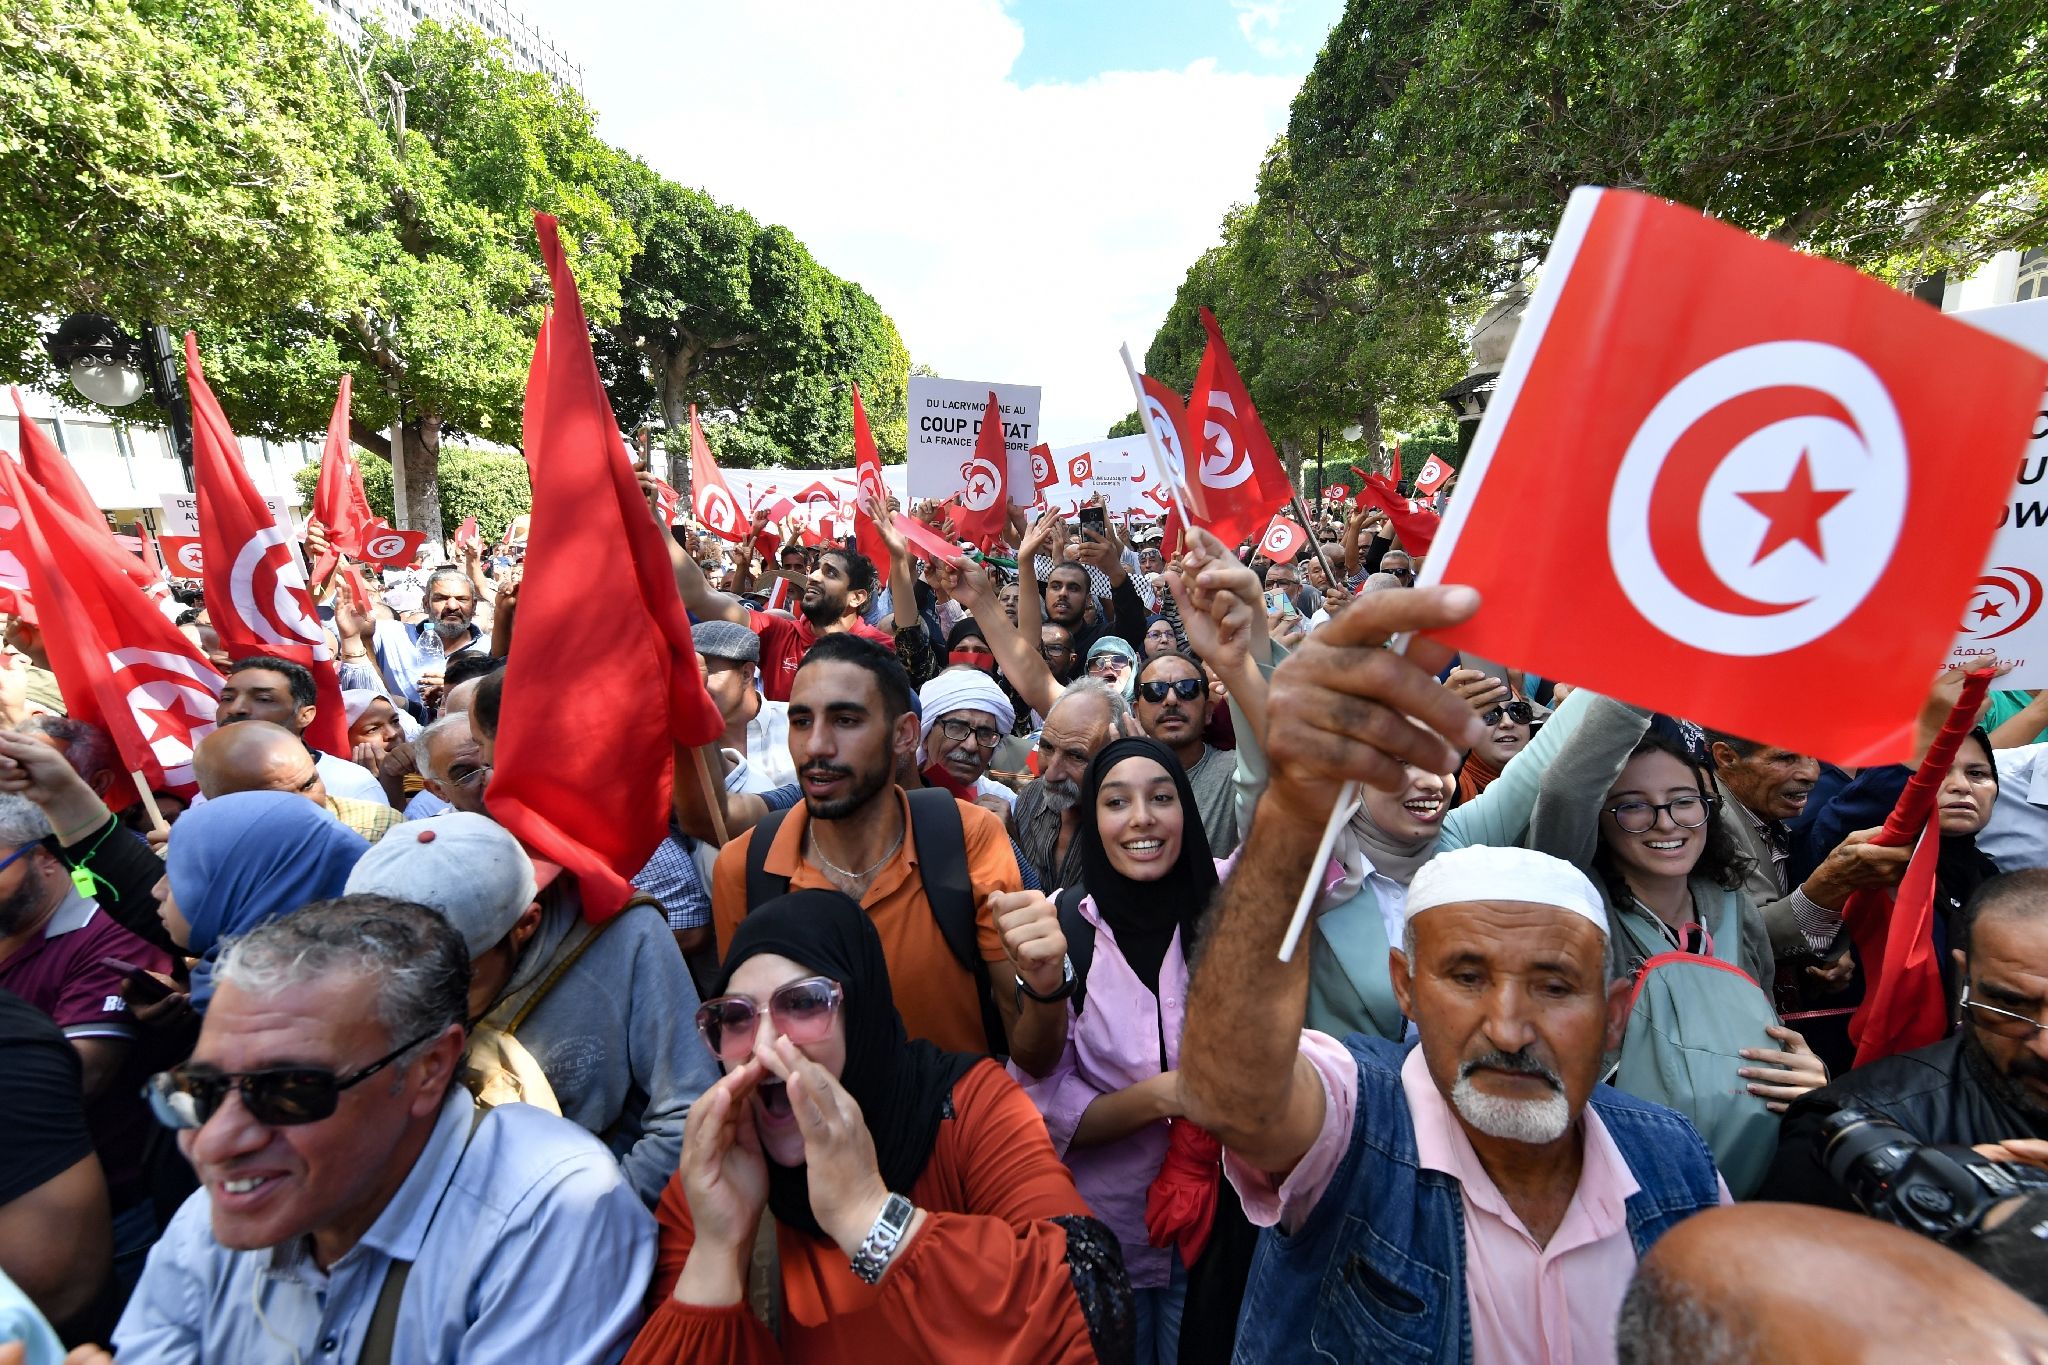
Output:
[
  {"xmin": 744, "ymin": 787, "xmax": 1007, "ymax": 1057},
  {"xmin": 1054, "ymin": 884, "xmax": 1098, "ymax": 1017}
]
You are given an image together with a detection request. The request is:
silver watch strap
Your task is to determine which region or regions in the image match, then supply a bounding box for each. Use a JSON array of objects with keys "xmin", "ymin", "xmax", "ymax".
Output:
[{"xmin": 850, "ymin": 1192, "xmax": 915, "ymax": 1285}]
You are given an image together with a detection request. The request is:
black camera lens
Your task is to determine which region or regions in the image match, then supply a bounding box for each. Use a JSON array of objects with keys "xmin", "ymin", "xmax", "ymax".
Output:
[{"xmin": 1818, "ymin": 1108, "xmax": 1918, "ymax": 1204}]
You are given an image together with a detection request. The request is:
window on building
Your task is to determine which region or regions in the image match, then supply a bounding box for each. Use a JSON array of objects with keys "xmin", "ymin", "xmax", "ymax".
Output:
[{"xmin": 2017, "ymin": 248, "xmax": 2047, "ymax": 303}]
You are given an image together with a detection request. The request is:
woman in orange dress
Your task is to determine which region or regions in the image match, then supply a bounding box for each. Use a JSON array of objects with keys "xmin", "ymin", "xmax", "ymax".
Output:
[{"xmin": 626, "ymin": 889, "xmax": 1134, "ymax": 1364}]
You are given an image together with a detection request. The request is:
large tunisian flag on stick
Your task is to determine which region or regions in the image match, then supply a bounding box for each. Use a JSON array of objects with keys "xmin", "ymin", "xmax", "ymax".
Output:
[
  {"xmin": 491, "ymin": 213, "xmax": 724, "ymax": 923},
  {"xmin": 687, "ymin": 406, "xmax": 748, "ymax": 543},
  {"xmin": 1416, "ymin": 188, "xmax": 2047, "ymax": 767},
  {"xmin": 185, "ymin": 333, "xmax": 351, "ymax": 758},
  {"xmin": 1359, "ymin": 473, "xmax": 1442, "ymax": 557},
  {"xmin": 12, "ymin": 388, "xmax": 162, "ymax": 597},
  {"xmin": 1183, "ymin": 308, "xmax": 1294, "ymax": 549},
  {"xmin": 0, "ymin": 452, "xmax": 221, "ymax": 797},
  {"xmin": 949, "ymin": 392, "xmax": 1011, "ymax": 550},
  {"xmin": 849, "ymin": 384, "xmax": 891, "ymax": 568}
]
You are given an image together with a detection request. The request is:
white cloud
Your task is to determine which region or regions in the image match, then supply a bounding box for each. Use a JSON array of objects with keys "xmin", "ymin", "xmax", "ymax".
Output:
[
  {"xmin": 530, "ymin": 0, "xmax": 1300, "ymax": 445},
  {"xmin": 1232, "ymin": 0, "xmax": 1297, "ymax": 59}
]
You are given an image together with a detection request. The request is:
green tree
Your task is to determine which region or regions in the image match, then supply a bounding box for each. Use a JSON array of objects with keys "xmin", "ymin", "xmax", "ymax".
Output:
[
  {"xmin": 1288, "ymin": 0, "xmax": 2048, "ymax": 302},
  {"xmin": 208, "ymin": 20, "xmax": 635, "ymax": 541},
  {"xmin": 292, "ymin": 444, "xmax": 530, "ymax": 540},
  {"xmin": 0, "ymin": 0, "xmax": 353, "ymax": 388},
  {"xmin": 596, "ymin": 158, "xmax": 911, "ymax": 473}
]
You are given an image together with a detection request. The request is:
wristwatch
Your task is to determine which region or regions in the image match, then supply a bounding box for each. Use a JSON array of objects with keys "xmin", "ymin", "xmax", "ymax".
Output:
[
  {"xmin": 1015, "ymin": 953, "xmax": 1077, "ymax": 1007},
  {"xmin": 850, "ymin": 1192, "xmax": 916, "ymax": 1285}
]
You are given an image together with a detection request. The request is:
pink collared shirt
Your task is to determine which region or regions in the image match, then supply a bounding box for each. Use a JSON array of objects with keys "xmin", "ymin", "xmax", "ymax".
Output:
[{"xmin": 1226, "ymin": 1031, "xmax": 1730, "ymax": 1365}]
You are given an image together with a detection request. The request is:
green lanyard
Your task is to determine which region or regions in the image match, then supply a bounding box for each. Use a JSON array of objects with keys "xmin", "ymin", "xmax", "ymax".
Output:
[{"xmin": 61, "ymin": 819, "xmax": 120, "ymax": 902}]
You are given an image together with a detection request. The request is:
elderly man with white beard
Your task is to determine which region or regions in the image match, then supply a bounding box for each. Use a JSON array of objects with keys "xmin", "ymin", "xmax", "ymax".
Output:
[
  {"xmin": 1009, "ymin": 680, "xmax": 1130, "ymax": 890},
  {"xmin": 916, "ymin": 668, "xmax": 1019, "ymax": 819},
  {"xmin": 1178, "ymin": 586, "xmax": 1728, "ymax": 1365}
]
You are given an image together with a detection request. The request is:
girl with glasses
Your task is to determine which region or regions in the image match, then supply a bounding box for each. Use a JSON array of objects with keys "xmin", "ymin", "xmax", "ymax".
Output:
[{"xmin": 629, "ymin": 889, "xmax": 1133, "ymax": 1363}]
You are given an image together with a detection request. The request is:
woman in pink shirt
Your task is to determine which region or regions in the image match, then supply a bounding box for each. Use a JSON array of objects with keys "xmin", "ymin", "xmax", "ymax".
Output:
[{"xmin": 1009, "ymin": 736, "xmax": 1227, "ymax": 1364}]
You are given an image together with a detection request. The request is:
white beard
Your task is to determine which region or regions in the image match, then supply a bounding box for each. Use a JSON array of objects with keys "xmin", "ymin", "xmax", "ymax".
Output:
[{"xmin": 1451, "ymin": 1075, "xmax": 1571, "ymax": 1144}]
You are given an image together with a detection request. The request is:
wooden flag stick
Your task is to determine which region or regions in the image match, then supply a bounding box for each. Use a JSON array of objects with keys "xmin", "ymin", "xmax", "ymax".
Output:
[
  {"xmin": 129, "ymin": 771, "xmax": 169, "ymax": 837},
  {"xmin": 1290, "ymin": 493, "xmax": 1344, "ymax": 591},
  {"xmin": 674, "ymin": 742, "xmax": 731, "ymax": 848}
]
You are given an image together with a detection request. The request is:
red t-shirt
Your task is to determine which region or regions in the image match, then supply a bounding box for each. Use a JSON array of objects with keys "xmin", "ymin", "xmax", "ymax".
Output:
[{"xmin": 746, "ymin": 607, "xmax": 897, "ymax": 702}]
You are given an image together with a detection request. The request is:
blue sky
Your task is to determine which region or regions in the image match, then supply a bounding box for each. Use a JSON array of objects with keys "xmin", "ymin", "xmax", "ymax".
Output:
[{"xmin": 516, "ymin": 0, "xmax": 1343, "ymax": 445}]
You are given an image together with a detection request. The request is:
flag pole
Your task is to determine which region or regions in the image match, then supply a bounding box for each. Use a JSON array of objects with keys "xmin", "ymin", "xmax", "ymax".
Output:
[
  {"xmin": 129, "ymin": 772, "xmax": 169, "ymax": 836},
  {"xmin": 1120, "ymin": 345, "xmax": 1189, "ymax": 525},
  {"xmin": 675, "ymin": 743, "xmax": 730, "ymax": 847},
  {"xmin": 1290, "ymin": 493, "xmax": 1343, "ymax": 591}
]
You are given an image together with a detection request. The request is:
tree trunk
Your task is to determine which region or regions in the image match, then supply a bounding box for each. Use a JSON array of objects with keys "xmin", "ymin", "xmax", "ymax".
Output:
[{"xmin": 402, "ymin": 414, "xmax": 445, "ymax": 543}]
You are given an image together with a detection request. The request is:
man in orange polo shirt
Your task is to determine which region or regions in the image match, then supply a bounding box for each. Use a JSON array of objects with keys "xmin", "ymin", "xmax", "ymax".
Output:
[{"xmin": 712, "ymin": 635, "xmax": 1063, "ymax": 1056}]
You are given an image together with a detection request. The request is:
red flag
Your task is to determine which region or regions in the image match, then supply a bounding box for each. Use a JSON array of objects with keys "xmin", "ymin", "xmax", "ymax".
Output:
[
  {"xmin": 1390, "ymin": 438, "xmax": 1404, "ymax": 485},
  {"xmin": 521, "ymin": 305, "xmax": 552, "ymax": 469},
  {"xmin": 11, "ymin": 387, "xmax": 101, "ymax": 528},
  {"xmin": 1066, "ymin": 450, "xmax": 1095, "ymax": 486},
  {"xmin": 354, "ymin": 520, "xmax": 428, "ymax": 568},
  {"xmin": 454, "ymin": 515, "xmax": 481, "ymax": 551},
  {"xmin": 1135, "ymin": 371, "xmax": 1208, "ymax": 521},
  {"xmin": 1160, "ymin": 504, "xmax": 1186, "ymax": 558},
  {"xmin": 648, "ymin": 478, "xmax": 681, "ymax": 527},
  {"xmin": 338, "ymin": 563, "xmax": 377, "ymax": 621},
  {"xmin": 687, "ymin": 407, "xmax": 747, "ymax": 542},
  {"xmin": 849, "ymin": 385, "xmax": 891, "ymax": 570},
  {"xmin": 0, "ymin": 452, "xmax": 221, "ymax": 798},
  {"xmin": 0, "ymin": 480, "xmax": 36, "ymax": 620},
  {"xmin": 892, "ymin": 512, "xmax": 966, "ymax": 566},
  {"xmin": 1844, "ymin": 670, "xmax": 1993, "ymax": 1067},
  {"xmin": 1413, "ymin": 452, "xmax": 1455, "ymax": 497},
  {"xmin": 791, "ymin": 479, "xmax": 837, "ymax": 522},
  {"xmin": 309, "ymin": 375, "xmax": 374, "ymax": 582},
  {"xmin": 1258, "ymin": 516, "xmax": 1308, "ymax": 563},
  {"xmin": 185, "ymin": 333, "xmax": 350, "ymax": 757},
  {"xmin": 135, "ymin": 522, "xmax": 163, "ymax": 577},
  {"xmin": 1322, "ymin": 484, "xmax": 1351, "ymax": 503},
  {"xmin": 950, "ymin": 392, "xmax": 1010, "ymax": 550},
  {"xmin": 1360, "ymin": 473, "xmax": 1442, "ymax": 556},
  {"xmin": 159, "ymin": 537, "xmax": 205, "ymax": 578},
  {"xmin": 491, "ymin": 213, "xmax": 724, "ymax": 922},
  {"xmin": 1420, "ymin": 188, "xmax": 2046, "ymax": 765},
  {"xmin": 752, "ymin": 496, "xmax": 793, "ymax": 558},
  {"xmin": 1028, "ymin": 443, "xmax": 1058, "ymax": 501},
  {"xmin": 1183, "ymin": 308, "xmax": 1293, "ymax": 548}
]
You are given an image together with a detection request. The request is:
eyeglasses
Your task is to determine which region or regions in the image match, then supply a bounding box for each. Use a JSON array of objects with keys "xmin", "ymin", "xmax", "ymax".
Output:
[
  {"xmin": 145, "ymin": 1025, "xmax": 446, "ymax": 1130},
  {"xmin": 448, "ymin": 763, "xmax": 491, "ymax": 790},
  {"xmin": 937, "ymin": 717, "xmax": 1003, "ymax": 749},
  {"xmin": 1481, "ymin": 701, "xmax": 1535, "ymax": 727},
  {"xmin": 1039, "ymin": 643, "xmax": 1074, "ymax": 657},
  {"xmin": 1961, "ymin": 986, "xmax": 2048, "ymax": 1040},
  {"xmin": 1606, "ymin": 794, "xmax": 1712, "ymax": 834},
  {"xmin": 1089, "ymin": 656, "xmax": 1130, "ymax": 674},
  {"xmin": 695, "ymin": 976, "xmax": 843, "ymax": 1066},
  {"xmin": 1139, "ymin": 678, "xmax": 1206, "ymax": 704},
  {"xmin": 0, "ymin": 842, "xmax": 41, "ymax": 876}
]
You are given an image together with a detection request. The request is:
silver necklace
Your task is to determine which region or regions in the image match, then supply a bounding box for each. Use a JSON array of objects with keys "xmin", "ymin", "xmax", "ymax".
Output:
[{"xmin": 807, "ymin": 822, "xmax": 904, "ymax": 890}]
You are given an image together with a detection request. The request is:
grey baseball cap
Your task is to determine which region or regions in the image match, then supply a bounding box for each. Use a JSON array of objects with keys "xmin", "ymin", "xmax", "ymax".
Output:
[
  {"xmin": 693, "ymin": 619, "xmax": 761, "ymax": 663},
  {"xmin": 343, "ymin": 812, "xmax": 538, "ymax": 958}
]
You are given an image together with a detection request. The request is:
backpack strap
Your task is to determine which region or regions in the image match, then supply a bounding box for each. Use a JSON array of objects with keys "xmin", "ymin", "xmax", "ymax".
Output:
[
  {"xmin": 906, "ymin": 788, "xmax": 1007, "ymax": 1058},
  {"xmin": 1054, "ymin": 885, "xmax": 1096, "ymax": 1018},
  {"xmin": 360, "ymin": 1103, "xmax": 489, "ymax": 1365},
  {"xmin": 506, "ymin": 902, "xmax": 635, "ymax": 1035},
  {"xmin": 744, "ymin": 808, "xmax": 795, "ymax": 911}
]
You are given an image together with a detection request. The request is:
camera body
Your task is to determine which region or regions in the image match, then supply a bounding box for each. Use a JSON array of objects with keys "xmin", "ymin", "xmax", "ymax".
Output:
[{"xmin": 1819, "ymin": 1106, "xmax": 2048, "ymax": 1243}]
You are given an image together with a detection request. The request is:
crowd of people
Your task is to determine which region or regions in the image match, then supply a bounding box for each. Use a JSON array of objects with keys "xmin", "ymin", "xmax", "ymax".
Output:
[{"xmin": 4, "ymin": 481, "xmax": 2048, "ymax": 1365}]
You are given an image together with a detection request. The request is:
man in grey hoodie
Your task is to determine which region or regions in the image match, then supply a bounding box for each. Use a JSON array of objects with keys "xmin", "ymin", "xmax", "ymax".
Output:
[{"xmin": 345, "ymin": 812, "xmax": 718, "ymax": 1206}]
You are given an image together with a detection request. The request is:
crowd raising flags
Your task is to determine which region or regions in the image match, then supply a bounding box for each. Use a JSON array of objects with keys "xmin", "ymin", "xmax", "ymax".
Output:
[{"xmin": 17, "ymin": 177, "xmax": 2048, "ymax": 1365}]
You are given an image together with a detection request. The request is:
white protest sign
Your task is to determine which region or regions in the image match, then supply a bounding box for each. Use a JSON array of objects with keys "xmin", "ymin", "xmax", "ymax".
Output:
[
  {"xmin": 159, "ymin": 492, "xmax": 291, "ymax": 536},
  {"xmin": 1037, "ymin": 436, "xmax": 1158, "ymax": 518},
  {"xmin": 1949, "ymin": 298, "xmax": 2048, "ymax": 684},
  {"xmin": 906, "ymin": 376, "xmax": 1041, "ymax": 501}
]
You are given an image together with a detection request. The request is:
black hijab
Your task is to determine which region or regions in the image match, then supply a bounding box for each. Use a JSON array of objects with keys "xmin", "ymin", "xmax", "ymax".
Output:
[
  {"xmin": 1077, "ymin": 736, "xmax": 1220, "ymax": 996},
  {"xmin": 713, "ymin": 890, "xmax": 980, "ymax": 1239}
]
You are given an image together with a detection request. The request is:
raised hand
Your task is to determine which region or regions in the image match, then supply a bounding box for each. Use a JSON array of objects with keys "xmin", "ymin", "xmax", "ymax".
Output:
[
  {"xmin": 777, "ymin": 1037, "xmax": 896, "ymax": 1257},
  {"xmin": 679, "ymin": 1059, "xmax": 771, "ymax": 1261},
  {"xmin": 1017, "ymin": 509, "xmax": 1062, "ymax": 566},
  {"xmin": 1445, "ymin": 667, "xmax": 1511, "ymax": 715},
  {"xmin": 986, "ymin": 889, "xmax": 1067, "ymax": 997}
]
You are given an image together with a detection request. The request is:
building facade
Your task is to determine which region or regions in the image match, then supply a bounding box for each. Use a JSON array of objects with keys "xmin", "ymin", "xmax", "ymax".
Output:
[{"xmin": 310, "ymin": 0, "xmax": 582, "ymax": 91}]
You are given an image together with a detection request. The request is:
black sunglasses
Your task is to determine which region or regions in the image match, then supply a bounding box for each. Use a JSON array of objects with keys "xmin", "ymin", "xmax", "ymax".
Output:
[
  {"xmin": 1139, "ymin": 678, "xmax": 1206, "ymax": 704},
  {"xmin": 145, "ymin": 1024, "xmax": 446, "ymax": 1130},
  {"xmin": 1481, "ymin": 701, "xmax": 1535, "ymax": 726}
]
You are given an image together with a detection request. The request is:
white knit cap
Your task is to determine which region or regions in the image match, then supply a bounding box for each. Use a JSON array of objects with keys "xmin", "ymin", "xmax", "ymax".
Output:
[
  {"xmin": 1403, "ymin": 844, "xmax": 1609, "ymax": 938},
  {"xmin": 917, "ymin": 669, "xmax": 1016, "ymax": 750}
]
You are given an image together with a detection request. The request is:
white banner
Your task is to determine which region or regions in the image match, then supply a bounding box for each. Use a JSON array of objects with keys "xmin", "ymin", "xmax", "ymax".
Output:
[
  {"xmin": 1036, "ymin": 435, "xmax": 1162, "ymax": 519},
  {"xmin": 905, "ymin": 376, "xmax": 1042, "ymax": 501},
  {"xmin": 1950, "ymin": 298, "xmax": 2048, "ymax": 684},
  {"xmin": 158, "ymin": 492, "xmax": 290, "ymax": 536}
]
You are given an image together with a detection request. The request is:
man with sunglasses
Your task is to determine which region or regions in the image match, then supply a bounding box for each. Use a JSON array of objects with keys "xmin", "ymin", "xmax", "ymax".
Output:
[
  {"xmin": 1134, "ymin": 652, "xmax": 1238, "ymax": 855},
  {"xmin": 116, "ymin": 896, "xmax": 653, "ymax": 1362},
  {"xmin": 1762, "ymin": 868, "xmax": 2048, "ymax": 1206},
  {"xmin": 193, "ymin": 721, "xmax": 403, "ymax": 844}
]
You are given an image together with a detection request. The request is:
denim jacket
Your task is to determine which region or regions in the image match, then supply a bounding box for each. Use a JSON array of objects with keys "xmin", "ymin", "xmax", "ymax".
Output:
[{"xmin": 1230, "ymin": 1035, "xmax": 1723, "ymax": 1364}]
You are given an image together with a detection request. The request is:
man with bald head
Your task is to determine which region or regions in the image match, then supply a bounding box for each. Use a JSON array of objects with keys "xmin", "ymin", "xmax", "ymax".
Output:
[
  {"xmin": 1179, "ymin": 586, "xmax": 1726, "ymax": 1364},
  {"xmin": 1011, "ymin": 679, "xmax": 1130, "ymax": 888},
  {"xmin": 1616, "ymin": 1204, "xmax": 2048, "ymax": 1362},
  {"xmin": 192, "ymin": 721, "xmax": 402, "ymax": 843}
]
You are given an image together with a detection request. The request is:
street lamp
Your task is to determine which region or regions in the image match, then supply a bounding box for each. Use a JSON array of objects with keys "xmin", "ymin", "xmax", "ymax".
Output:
[{"xmin": 43, "ymin": 314, "xmax": 194, "ymax": 483}]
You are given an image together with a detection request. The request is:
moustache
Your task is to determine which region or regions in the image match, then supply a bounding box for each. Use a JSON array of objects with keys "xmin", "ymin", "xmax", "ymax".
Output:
[
  {"xmin": 800, "ymin": 762, "xmax": 853, "ymax": 782},
  {"xmin": 1040, "ymin": 776, "xmax": 1082, "ymax": 812},
  {"xmin": 1458, "ymin": 1048, "xmax": 1562, "ymax": 1092}
]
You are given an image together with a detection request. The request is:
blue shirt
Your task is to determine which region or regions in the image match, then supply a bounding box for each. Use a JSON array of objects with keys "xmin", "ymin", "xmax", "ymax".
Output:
[
  {"xmin": 370, "ymin": 619, "xmax": 490, "ymax": 712},
  {"xmin": 114, "ymin": 1093, "xmax": 654, "ymax": 1364}
]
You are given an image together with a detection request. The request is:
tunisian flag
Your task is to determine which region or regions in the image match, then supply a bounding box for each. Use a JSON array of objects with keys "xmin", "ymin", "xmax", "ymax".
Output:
[
  {"xmin": 185, "ymin": 334, "xmax": 351, "ymax": 757},
  {"xmin": 1413, "ymin": 453, "xmax": 1455, "ymax": 498},
  {"xmin": 1183, "ymin": 308, "xmax": 1293, "ymax": 548},
  {"xmin": 521, "ymin": 305, "xmax": 552, "ymax": 470},
  {"xmin": 1844, "ymin": 670, "xmax": 1993, "ymax": 1068},
  {"xmin": 0, "ymin": 451, "xmax": 220, "ymax": 798},
  {"xmin": 491, "ymin": 213, "xmax": 724, "ymax": 922},
  {"xmin": 849, "ymin": 384, "xmax": 891, "ymax": 570},
  {"xmin": 309, "ymin": 375, "xmax": 375, "ymax": 582},
  {"xmin": 11, "ymin": 388, "xmax": 161, "ymax": 597},
  {"xmin": 1418, "ymin": 188, "xmax": 2046, "ymax": 766},
  {"xmin": 950, "ymin": 392, "xmax": 1010, "ymax": 550},
  {"xmin": 1258, "ymin": 516, "xmax": 1308, "ymax": 563},
  {"xmin": 687, "ymin": 407, "xmax": 747, "ymax": 542},
  {"xmin": 1359, "ymin": 473, "xmax": 1442, "ymax": 557}
]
